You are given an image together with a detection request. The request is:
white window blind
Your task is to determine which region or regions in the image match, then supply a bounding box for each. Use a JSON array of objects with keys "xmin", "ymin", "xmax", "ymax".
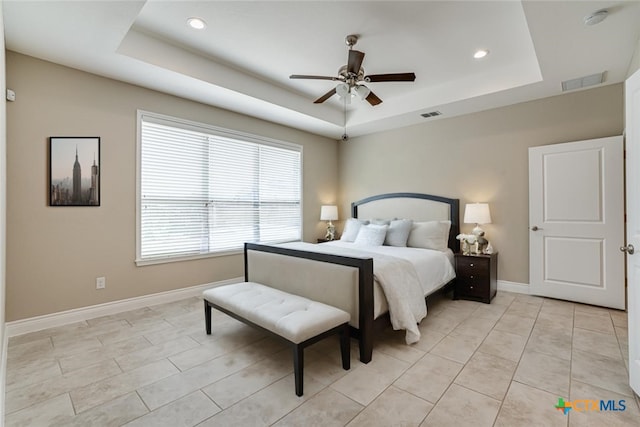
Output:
[{"xmin": 137, "ymin": 112, "xmax": 302, "ymax": 264}]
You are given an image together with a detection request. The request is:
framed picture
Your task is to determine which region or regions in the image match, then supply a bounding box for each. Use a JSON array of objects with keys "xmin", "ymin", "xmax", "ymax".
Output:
[{"xmin": 49, "ymin": 136, "xmax": 100, "ymax": 206}]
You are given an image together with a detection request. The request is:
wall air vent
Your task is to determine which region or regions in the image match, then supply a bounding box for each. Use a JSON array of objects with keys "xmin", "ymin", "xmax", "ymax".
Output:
[
  {"xmin": 561, "ymin": 72, "xmax": 605, "ymax": 92},
  {"xmin": 421, "ymin": 111, "xmax": 442, "ymax": 118}
]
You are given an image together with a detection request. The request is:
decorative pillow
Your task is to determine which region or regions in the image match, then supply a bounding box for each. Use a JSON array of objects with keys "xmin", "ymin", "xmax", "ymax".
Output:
[
  {"xmin": 384, "ymin": 219, "xmax": 413, "ymax": 247},
  {"xmin": 354, "ymin": 224, "xmax": 388, "ymax": 246},
  {"xmin": 340, "ymin": 218, "xmax": 370, "ymax": 242},
  {"xmin": 407, "ymin": 220, "xmax": 451, "ymax": 251}
]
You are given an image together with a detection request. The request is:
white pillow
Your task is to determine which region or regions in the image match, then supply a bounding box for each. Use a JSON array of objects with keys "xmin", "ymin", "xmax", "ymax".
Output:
[
  {"xmin": 407, "ymin": 220, "xmax": 451, "ymax": 251},
  {"xmin": 384, "ymin": 219, "xmax": 413, "ymax": 247},
  {"xmin": 354, "ymin": 224, "xmax": 388, "ymax": 246},
  {"xmin": 341, "ymin": 218, "xmax": 370, "ymax": 242}
]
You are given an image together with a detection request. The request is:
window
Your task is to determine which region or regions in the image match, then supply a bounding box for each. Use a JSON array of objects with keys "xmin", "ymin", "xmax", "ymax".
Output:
[{"xmin": 136, "ymin": 111, "xmax": 302, "ymax": 265}]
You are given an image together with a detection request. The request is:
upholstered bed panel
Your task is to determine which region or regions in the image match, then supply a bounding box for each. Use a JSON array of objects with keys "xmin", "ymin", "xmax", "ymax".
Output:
[{"xmin": 246, "ymin": 250, "xmax": 361, "ymax": 327}]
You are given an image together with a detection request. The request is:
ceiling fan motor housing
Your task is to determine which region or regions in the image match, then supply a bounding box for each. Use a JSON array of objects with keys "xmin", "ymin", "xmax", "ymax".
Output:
[{"xmin": 338, "ymin": 65, "xmax": 365, "ymax": 86}]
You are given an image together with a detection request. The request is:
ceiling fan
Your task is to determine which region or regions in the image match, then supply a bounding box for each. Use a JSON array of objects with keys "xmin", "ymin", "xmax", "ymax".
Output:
[{"xmin": 290, "ymin": 34, "xmax": 416, "ymax": 106}]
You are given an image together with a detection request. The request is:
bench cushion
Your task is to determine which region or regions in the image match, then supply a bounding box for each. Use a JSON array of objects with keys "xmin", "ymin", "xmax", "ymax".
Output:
[{"xmin": 203, "ymin": 282, "xmax": 350, "ymax": 344}]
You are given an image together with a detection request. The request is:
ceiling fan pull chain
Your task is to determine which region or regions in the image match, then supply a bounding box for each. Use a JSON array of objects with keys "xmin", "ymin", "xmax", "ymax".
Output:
[{"xmin": 342, "ymin": 96, "xmax": 349, "ymax": 141}]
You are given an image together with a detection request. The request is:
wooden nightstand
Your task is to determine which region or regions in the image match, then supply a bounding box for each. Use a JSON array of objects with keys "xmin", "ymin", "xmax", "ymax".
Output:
[{"xmin": 454, "ymin": 252, "xmax": 498, "ymax": 304}]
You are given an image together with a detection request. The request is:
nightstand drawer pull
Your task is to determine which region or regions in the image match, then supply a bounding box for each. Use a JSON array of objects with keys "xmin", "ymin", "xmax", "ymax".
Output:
[
  {"xmin": 470, "ymin": 263, "xmax": 474, "ymax": 267},
  {"xmin": 470, "ymin": 286, "xmax": 474, "ymax": 289},
  {"xmin": 470, "ymin": 275, "xmax": 474, "ymax": 279}
]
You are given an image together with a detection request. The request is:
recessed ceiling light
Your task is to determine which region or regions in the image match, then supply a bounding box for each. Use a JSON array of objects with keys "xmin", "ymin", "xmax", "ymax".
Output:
[
  {"xmin": 473, "ymin": 49, "xmax": 489, "ymax": 59},
  {"xmin": 187, "ymin": 17, "xmax": 206, "ymax": 30}
]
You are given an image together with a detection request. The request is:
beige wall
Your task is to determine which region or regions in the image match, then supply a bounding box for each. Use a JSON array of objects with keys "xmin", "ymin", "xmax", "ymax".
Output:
[
  {"xmin": 339, "ymin": 84, "xmax": 623, "ymax": 285},
  {"xmin": 5, "ymin": 51, "xmax": 337, "ymax": 321}
]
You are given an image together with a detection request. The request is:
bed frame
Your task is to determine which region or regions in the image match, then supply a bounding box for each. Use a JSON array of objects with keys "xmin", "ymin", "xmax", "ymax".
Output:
[{"xmin": 244, "ymin": 192, "xmax": 459, "ymax": 363}]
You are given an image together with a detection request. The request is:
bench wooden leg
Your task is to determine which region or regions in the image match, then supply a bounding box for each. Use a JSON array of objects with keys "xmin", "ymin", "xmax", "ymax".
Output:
[
  {"xmin": 204, "ymin": 301, "xmax": 212, "ymax": 335},
  {"xmin": 340, "ymin": 324, "xmax": 350, "ymax": 370},
  {"xmin": 293, "ymin": 345, "xmax": 303, "ymax": 397}
]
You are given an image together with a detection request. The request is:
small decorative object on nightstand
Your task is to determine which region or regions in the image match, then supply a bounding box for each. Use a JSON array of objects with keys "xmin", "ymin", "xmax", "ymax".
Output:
[{"xmin": 454, "ymin": 252, "xmax": 498, "ymax": 304}]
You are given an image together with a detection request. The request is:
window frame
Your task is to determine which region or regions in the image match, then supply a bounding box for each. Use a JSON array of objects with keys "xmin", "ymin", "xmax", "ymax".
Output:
[{"xmin": 135, "ymin": 110, "xmax": 303, "ymax": 266}]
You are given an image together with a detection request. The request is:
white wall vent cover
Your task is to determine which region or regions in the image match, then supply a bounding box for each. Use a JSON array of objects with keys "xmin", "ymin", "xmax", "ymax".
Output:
[
  {"xmin": 421, "ymin": 111, "xmax": 442, "ymax": 118},
  {"xmin": 561, "ymin": 72, "xmax": 605, "ymax": 92}
]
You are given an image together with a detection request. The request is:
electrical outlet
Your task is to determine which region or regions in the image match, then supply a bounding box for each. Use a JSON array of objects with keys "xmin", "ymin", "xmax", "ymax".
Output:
[{"xmin": 96, "ymin": 277, "xmax": 106, "ymax": 289}]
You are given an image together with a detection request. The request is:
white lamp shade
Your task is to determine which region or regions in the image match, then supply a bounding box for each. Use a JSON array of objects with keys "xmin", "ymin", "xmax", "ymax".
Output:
[
  {"xmin": 464, "ymin": 203, "xmax": 492, "ymax": 224},
  {"xmin": 353, "ymin": 85, "xmax": 370, "ymax": 100},
  {"xmin": 320, "ymin": 205, "xmax": 338, "ymax": 221},
  {"xmin": 335, "ymin": 83, "xmax": 349, "ymax": 97}
]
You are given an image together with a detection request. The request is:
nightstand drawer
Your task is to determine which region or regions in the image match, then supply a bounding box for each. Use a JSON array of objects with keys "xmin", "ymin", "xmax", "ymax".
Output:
[
  {"xmin": 456, "ymin": 257, "xmax": 489, "ymax": 271},
  {"xmin": 456, "ymin": 267, "xmax": 489, "ymax": 282},
  {"xmin": 456, "ymin": 278, "xmax": 486, "ymax": 298}
]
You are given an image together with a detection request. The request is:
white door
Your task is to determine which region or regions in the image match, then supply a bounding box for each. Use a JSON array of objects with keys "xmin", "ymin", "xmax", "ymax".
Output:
[
  {"xmin": 529, "ymin": 136, "xmax": 624, "ymax": 309},
  {"xmin": 625, "ymin": 69, "xmax": 640, "ymax": 396}
]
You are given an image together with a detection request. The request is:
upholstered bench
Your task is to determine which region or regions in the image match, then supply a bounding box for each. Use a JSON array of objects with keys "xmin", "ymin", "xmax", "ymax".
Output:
[{"xmin": 203, "ymin": 281, "xmax": 351, "ymax": 396}]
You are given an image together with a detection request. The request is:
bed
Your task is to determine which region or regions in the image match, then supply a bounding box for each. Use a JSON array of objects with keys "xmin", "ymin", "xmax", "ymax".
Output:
[{"xmin": 244, "ymin": 192, "xmax": 460, "ymax": 363}]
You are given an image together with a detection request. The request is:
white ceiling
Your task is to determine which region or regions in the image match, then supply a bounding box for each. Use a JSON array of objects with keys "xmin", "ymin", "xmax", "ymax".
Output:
[{"xmin": 4, "ymin": 1, "xmax": 640, "ymax": 139}]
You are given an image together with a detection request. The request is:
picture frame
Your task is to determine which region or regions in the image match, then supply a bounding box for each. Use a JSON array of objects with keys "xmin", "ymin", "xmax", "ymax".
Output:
[{"xmin": 49, "ymin": 136, "xmax": 100, "ymax": 206}]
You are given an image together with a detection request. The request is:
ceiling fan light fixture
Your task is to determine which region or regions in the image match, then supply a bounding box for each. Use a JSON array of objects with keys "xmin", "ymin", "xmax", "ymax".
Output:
[
  {"xmin": 473, "ymin": 49, "xmax": 489, "ymax": 59},
  {"xmin": 187, "ymin": 17, "xmax": 207, "ymax": 30},
  {"xmin": 354, "ymin": 85, "xmax": 370, "ymax": 100},
  {"xmin": 336, "ymin": 82, "xmax": 350, "ymax": 97}
]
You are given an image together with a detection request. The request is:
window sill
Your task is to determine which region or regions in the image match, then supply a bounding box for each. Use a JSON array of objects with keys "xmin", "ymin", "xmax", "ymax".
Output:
[{"xmin": 135, "ymin": 249, "xmax": 243, "ymax": 266}]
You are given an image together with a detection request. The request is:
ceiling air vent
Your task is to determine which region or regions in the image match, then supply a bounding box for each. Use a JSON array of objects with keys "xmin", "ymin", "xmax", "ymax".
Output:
[
  {"xmin": 421, "ymin": 111, "xmax": 442, "ymax": 118},
  {"xmin": 561, "ymin": 72, "xmax": 605, "ymax": 92}
]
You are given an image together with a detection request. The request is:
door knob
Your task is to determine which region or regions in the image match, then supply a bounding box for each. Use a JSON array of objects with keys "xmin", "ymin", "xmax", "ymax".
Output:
[
  {"xmin": 530, "ymin": 226, "xmax": 541, "ymax": 231},
  {"xmin": 620, "ymin": 244, "xmax": 635, "ymax": 255}
]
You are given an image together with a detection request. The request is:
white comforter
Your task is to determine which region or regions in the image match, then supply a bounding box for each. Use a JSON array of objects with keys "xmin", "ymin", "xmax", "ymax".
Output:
[{"xmin": 278, "ymin": 241, "xmax": 455, "ymax": 344}]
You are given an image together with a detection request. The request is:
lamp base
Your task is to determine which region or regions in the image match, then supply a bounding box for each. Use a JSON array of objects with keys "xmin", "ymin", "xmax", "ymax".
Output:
[
  {"xmin": 324, "ymin": 221, "xmax": 336, "ymax": 241},
  {"xmin": 472, "ymin": 224, "xmax": 484, "ymax": 236}
]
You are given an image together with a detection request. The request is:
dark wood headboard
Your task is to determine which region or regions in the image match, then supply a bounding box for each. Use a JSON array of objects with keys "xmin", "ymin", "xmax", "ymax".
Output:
[{"xmin": 351, "ymin": 192, "xmax": 460, "ymax": 252}]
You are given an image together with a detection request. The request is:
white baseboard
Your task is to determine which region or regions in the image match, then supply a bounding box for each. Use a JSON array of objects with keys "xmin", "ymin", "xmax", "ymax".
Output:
[
  {"xmin": 5, "ymin": 276, "xmax": 243, "ymax": 338},
  {"xmin": 498, "ymin": 280, "xmax": 530, "ymax": 295}
]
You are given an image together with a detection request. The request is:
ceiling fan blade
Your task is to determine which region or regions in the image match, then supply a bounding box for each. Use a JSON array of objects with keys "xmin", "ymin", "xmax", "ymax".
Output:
[
  {"xmin": 365, "ymin": 72, "xmax": 416, "ymax": 82},
  {"xmin": 347, "ymin": 50, "xmax": 365, "ymax": 74},
  {"xmin": 365, "ymin": 90, "xmax": 383, "ymax": 106},
  {"xmin": 314, "ymin": 88, "xmax": 337, "ymax": 104},
  {"xmin": 290, "ymin": 74, "xmax": 338, "ymax": 81}
]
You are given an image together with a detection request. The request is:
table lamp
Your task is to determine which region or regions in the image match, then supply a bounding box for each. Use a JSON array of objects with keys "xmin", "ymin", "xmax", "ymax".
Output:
[
  {"xmin": 320, "ymin": 205, "xmax": 338, "ymax": 241},
  {"xmin": 464, "ymin": 203, "xmax": 492, "ymax": 254}
]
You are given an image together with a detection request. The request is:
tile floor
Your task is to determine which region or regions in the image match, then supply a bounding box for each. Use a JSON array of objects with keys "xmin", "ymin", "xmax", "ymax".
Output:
[{"xmin": 4, "ymin": 291, "xmax": 640, "ymax": 426}]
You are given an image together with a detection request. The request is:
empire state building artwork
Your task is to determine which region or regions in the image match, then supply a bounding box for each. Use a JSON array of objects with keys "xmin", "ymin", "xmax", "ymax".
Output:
[{"xmin": 50, "ymin": 137, "xmax": 100, "ymax": 206}]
